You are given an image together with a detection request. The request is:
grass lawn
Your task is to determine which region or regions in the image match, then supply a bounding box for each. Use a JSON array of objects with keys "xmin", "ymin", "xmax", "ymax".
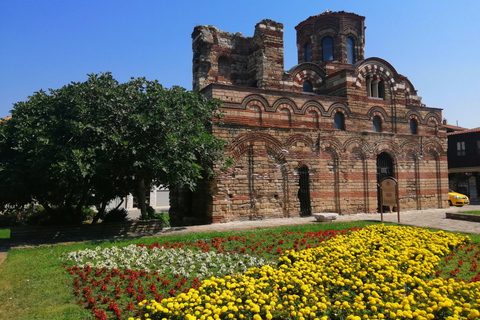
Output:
[
  {"xmin": 0, "ymin": 220, "xmax": 479, "ymax": 320},
  {"xmin": 0, "ymin": 228, "xmax": 10, "ymax": 239},
  {"xmin": 459, "ymin": 210, "xmax": 480, "ymax": 215}
]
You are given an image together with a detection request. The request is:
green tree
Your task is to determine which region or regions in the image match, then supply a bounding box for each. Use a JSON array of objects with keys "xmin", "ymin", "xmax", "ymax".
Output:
[{"xmin": 0, "ymin": 73, "xmax": 225, "ymax": 223}]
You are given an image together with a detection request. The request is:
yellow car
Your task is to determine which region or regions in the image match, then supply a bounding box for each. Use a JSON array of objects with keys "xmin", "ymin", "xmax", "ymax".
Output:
[{"xmin": 448, "ymin": 190, "xmax": 470, "ymax": 206}]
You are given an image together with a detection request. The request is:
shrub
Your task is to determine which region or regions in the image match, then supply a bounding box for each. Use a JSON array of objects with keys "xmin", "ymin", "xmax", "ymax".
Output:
[
  {"xmin": 0, "ymin": 213, "xmax": 16, "ymax": 227},
  {"xmin": 102, "ymin": 208, "xmax": 129, "ymax": 223}
]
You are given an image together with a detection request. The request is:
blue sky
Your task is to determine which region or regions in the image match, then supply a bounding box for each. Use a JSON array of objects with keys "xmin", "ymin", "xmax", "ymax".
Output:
[{"xmin": 2, "ymin": 0, "xmax": 480, "ymax": 128}]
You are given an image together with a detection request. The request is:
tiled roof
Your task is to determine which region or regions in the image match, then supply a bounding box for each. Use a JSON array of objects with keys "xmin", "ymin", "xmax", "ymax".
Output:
[
  {"xmin": 440, "ymin": 124, "xmax": 468, "ymax": 131},
  {"xmin": 447, "ymin": 126, "xmax": 480, "ymax": 136},
  {"xmin": 0, "ymin": 116, "xmax": 11, "ymax": 123}
]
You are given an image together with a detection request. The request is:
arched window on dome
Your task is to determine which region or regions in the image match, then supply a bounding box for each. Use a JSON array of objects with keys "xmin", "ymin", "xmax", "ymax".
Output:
[
  {"xmin": 373, "ymin": 115, "xmax": 382, "ymax": 132},
  {"xmin": 346, "ymin": 37, "xmax": 355, "ymax": 64},
  {"xmin": 322, "ymin": 36, "xmax": 334, "ymax": 62},
  {"xmin": 334, "ymin": 112, "xmax": 345, "ymax": 130},
  {"xmin": 304, "ymin": 43, "xmax": 311, "ymax": 62},
  {"xmin": 302, "ymin": 80, "xmax": 313, "ymax": 93}
]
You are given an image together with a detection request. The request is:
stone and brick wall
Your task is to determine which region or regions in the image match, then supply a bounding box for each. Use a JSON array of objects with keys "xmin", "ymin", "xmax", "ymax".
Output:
[{"xmin": 172, "ymin": 10, "xmax": 449, "ymax": 225}]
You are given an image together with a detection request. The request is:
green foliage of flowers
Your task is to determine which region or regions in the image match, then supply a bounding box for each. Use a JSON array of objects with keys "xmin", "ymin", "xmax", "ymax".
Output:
[{"xmin": 141, "ymin": 225, "xmax": 480, "ymax": 320}]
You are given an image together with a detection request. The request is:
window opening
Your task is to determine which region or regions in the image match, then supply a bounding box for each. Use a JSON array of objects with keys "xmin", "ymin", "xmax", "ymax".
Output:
[
  {"xmin": 346, "ymin": 37, "xmax": 355, "ymax": 64},
  {"xmin": 304, "ymin": 43, "xmax": 311, "ymax": 62},
  {"xmin": 457, "ymin": 141, "xmax": 466, "ymax": 156},
  {"xmin": 373, "ymin": 115, "xmax": 382, "ymax": 132},
  {"xmin": 409, "ymin": 119, "xmax": 418, "ymax": 135},
  {"xmin": 302, "ymin": 80, "xmax": 313, "ymax": 92},
  {"xmin": 322, "ymin": 36, "xmax": 334, "ymax": 61},
  {"xmin": 334, "ymin": 112, "xmax": 345, "ymax": 130},
  {"xmin": 367, "ymin": 77, "xmax": 385, "ymax": 99}
]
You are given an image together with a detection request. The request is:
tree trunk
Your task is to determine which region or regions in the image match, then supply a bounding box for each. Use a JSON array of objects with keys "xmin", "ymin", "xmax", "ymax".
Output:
[
  {"xmin": 92, "ymin": 201, "xmax": 108, "ymax": 224},
  {"xmin": 136, "ymin": 179, "xmax": 148, "ymax": 219}
]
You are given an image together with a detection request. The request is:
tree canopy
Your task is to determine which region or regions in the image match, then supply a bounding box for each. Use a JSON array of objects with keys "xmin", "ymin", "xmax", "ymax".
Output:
[{"xmin": 0, "ymin": 72, "xmax": 225, "ymax": 223}]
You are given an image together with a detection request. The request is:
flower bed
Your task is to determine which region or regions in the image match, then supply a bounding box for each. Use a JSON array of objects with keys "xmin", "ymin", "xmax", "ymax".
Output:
[
  {"xmin": 62, "ymin": 225, "xmax": 480, "ymax": 320},
  {"xmin": 63, "ymin": 228, "xmax": 355, "ymax": 319},
  {"xmin": 141, "ymin": 225, "xmax": 480, "ymax": 320}
]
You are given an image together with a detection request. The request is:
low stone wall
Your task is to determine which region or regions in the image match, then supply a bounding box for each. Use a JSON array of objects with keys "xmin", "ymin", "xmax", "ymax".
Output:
[
  {"xmin": 10, "ymin": 219, "xmax": 164, "ymax": 246},
  {"xmin": 445, "ymin": 212, "xmax": 480, "ymax": 223}
]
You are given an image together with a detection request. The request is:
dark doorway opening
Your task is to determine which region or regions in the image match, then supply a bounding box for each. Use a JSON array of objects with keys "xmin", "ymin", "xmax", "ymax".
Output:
[{"xmin": 298, "ymin": 165, "xmax": 312, "ymax": 217}]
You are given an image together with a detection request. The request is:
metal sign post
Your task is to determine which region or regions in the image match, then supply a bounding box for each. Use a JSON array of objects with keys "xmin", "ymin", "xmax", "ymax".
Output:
[{"xmin": 378, "ymin": 177, "xmax": 400, "ymax": 223}]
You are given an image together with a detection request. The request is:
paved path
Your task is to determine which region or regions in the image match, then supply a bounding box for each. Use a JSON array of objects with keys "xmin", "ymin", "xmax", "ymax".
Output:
[
  {"xmin": 156, "ymin": 205, "xmax": 480, "ymax": 236},
  {"xmin": 1, "ymin": 205, "xmax": 480, "ymax": 264}
]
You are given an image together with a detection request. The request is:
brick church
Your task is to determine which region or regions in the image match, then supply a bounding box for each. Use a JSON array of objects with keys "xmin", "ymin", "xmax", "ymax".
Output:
[{"xmin": 169, "ymin": 10, "xmax": 448, "ymax": 225}]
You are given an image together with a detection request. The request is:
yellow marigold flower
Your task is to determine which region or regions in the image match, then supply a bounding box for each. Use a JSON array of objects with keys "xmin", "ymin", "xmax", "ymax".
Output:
[{"xmin": 468, "ymin": 309, "xmax": 480, "ymax": 319}]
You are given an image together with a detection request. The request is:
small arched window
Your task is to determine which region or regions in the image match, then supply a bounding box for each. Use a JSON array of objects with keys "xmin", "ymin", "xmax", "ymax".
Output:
[
  {"xmin": 334, "ymin": 112, "xmax": 345, "ymax": 130},
  {"xmin": 304, "ymin": 43, "xmax": 311, "ymax": 62},
  {"xmin": 322, "ymin": 36, "xmax": 334, "ymax": 62},
  {"xmin": 302, "ymin": 80, "xmax": 313, "ymax": 93},
  {"xmin": 378, "ymin": 80, "xmax": 385, "ymax": 98},
  {"xmin": 373, "ymin": 116, "xmax": 382, "ymax": 132},
  {"xmin": 346, "ymin": 37, "xmax": 355, "ymax": 64},
  {"xmin": 409, "ymin": 119, "xmax": 418, "ymax": 135},
  {"xmin": 218, "ymin": 56, "xmax": 231, "ymax": 80},
  {"xmin": 366, "ymin": 77, "xmax": 385, "ymax": 99}
]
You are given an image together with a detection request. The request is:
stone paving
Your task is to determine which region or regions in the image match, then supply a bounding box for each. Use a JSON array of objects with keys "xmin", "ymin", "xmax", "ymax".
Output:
[
  {"xmin": 1, "ymin": 204, "xmax": 480, "ymax": 265},
  {"xmin": 157, "ymin": 205, "xmax": 480, "ymax": 236}
]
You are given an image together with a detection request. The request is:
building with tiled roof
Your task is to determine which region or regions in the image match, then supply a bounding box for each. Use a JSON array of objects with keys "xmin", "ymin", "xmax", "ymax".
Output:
[{"xmin": 447, "ymin": 127, "xmax": 480, "ymax": 201}]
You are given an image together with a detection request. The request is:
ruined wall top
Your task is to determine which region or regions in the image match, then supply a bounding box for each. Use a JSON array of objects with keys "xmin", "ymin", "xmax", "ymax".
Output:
[{"xmin": 192, "ymin": 19, "xmax": 284, "ymax": 91}]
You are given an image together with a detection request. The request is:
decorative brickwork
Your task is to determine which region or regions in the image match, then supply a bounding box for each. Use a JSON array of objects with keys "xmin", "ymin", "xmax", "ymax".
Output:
[{"xmin": 171, "ymin": 10, "xmax": 449, "ymax": 225}]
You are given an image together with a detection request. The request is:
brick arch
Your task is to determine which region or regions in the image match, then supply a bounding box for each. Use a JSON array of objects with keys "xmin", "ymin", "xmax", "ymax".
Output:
[
  {"xmin": 228, "ymin": 131, "xmax": 283, "ymax": 161},
  {"xmin": 319, "ymin": 136, "xmax": 343, "ymax": 155},
  {"xmin": 423, "ymin": 139, "xmax": 445, "ymax": 156},
  {"xmin": 425, "ymin": 113, "xmax": 440, "ymax": 136},
  {"xmin": 285, "ymin": 134, "xmax": 316, "ymax": 151},
  {"xmin": 289, "ymin": 63, "xmax": 325, "ymax": 78},
  {"xmin": 425, "ymin": 112, "xmax": 441, "ymax": 124},
  {"xmin": 290, "ymin": 64, "xmax": 324, "ymax": 92},
  {"xmin": 354, "ymin": 59, "xmax": 398, "ymax": 99},
  {"xmin": 400, "ymin": 140, "xmax": 421, "ymax": 160},
  {"xmin": 296, "ymin": 160, "xmax": 312, "ymax": 169},
  {"xmin": 325, "ymin": 103, "xmax": 351, "ymax": 117},
  {"xmin": 241, "ymin": 94, "xmax": 269, "ymax": 111},
  {"xmin": 271, "ymin": 98, "xmax": 298, "ymax": 113},
  {"xmin": 371, "ymin": 140, "xmax": 399, "ymax": 161},
  {"xmin": 366, "ymin": 106, "xmax": 388, "ymax": 121},
  {"xmin": 300, "ymin": 100, "xmax": 326, "ymax": 115},
  {"xmin": 405, "ymin": 110, "xmax": 423, "ymax": 124},
  {"xmin": 343, "ymin": 137, "xmax": 371, "ymax": 157},
  {"xmin": 344, "ymin": 32, "xmax": 361, "ymax": 62}
]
